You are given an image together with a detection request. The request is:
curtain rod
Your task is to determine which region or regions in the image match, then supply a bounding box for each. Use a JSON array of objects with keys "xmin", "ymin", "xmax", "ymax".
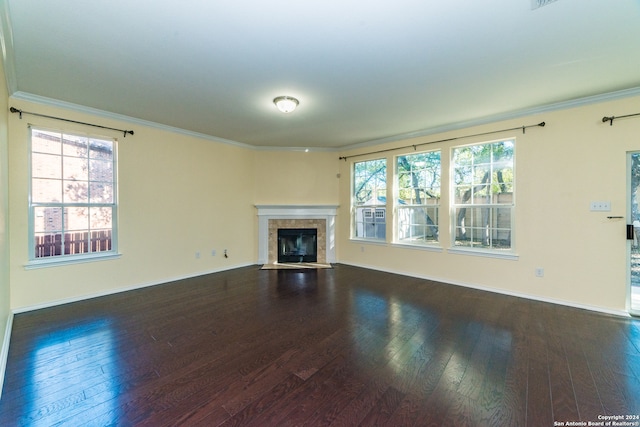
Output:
[
  {"xmin": 338, "ymin": 121, "xmax": 546, "ymax": 161},
  {"xmin": 10, "ymin": 107, "xmax": 134, "ymax": 137},
  {"xmin": 602, "ymin": 112, "xmax": 640, "ymax": 126}
]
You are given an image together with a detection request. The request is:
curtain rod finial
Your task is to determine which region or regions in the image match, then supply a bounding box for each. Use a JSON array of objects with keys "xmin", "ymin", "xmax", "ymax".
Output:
[
  {"xmin": 602, "ymin": 116, "xmax": 614, "ymax": 126},
  {"xmin": 10, "ymin": 106, "xmax": 23, "ymax": 119}
]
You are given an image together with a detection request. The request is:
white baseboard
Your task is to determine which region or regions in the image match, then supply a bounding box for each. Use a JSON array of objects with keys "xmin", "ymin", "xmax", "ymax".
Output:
[
  {"xmin": 0, "ymin": 312, "xmax": 14, "ymax": 400},
  {"xmin": 339, "ymin": 261, "xmax": 631, "ymax": 318},
  {"xmin": 12, "ymin": 263, "xmax": 255, "ymax": 314}
]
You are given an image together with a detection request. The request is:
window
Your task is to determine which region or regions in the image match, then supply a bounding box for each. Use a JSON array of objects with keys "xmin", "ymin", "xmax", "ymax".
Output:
[
  {"xmin": 353, "ymin": 158, "xmax": 386, "ymax": 240},
  {"xmin": 396, "ymin": 150, "xmax": 441, "ymax": 245},
  {"xmin": 451, "ymin": 139, "xmax": 514, "ymax": 251},
  {"xmin": 30, "ymin": 127, "xmax": 117, "ymax": 261}
]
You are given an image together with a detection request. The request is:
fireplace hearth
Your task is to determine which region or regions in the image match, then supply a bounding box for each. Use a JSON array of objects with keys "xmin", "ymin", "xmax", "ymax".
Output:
[{"xmin": 277, "ymin": 228, "xmax": 317, "ymax": 263}]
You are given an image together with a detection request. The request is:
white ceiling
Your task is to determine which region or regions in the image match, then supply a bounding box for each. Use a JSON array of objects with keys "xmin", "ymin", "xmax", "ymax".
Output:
[{"xmin": 3, "ymin": 0, "xmax": 640, "ymax": 149}]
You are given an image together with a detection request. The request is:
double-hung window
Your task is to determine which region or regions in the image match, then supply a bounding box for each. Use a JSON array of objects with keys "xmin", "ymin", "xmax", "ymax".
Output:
[
  {"xmin": 29, "ymin": 127, "xmax": 118, "ymax": 262},
  {"xmin": 352, "ymin": 158, "xmax": 387, "ymax": 240},
  {"xmin": 451, "ymin": 139, "xmax": 514, "ymax": 251},
  {"xmin": 396, "ymin": 150, "xmax": 441, "ymax": 245}
]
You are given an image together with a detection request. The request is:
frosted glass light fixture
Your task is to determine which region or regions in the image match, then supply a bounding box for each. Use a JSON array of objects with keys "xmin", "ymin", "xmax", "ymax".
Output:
[{"xmin": 273, "ymin": 96, "xmax": 299, "ymax": 113}]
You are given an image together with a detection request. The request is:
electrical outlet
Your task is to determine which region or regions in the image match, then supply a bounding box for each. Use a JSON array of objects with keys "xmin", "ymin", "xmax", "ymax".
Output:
[
  {"xmin": 195, "ymin": 251, "xmax": 201, "ymax": 259},
  {"xmin": 590, "ymin": 201, "xmax": 611, "ymax": 211},
  {"xmin": 535, "ymin": 267, "xmax": 544, "ymax": 278},
  {"xmin": 211, "ymin": 249, "xmax": 216, "ymax": 256}
]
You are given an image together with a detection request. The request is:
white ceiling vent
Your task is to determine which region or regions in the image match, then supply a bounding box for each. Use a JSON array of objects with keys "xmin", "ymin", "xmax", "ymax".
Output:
[{"xmin": 531, "ymin": 0, "xmax": 558, "ymax": 10}]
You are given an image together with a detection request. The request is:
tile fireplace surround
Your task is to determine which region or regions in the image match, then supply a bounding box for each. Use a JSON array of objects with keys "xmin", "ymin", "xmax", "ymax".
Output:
[{"xmin": 256, "ymin": 205, "xmax": 338, "ymax": 265}]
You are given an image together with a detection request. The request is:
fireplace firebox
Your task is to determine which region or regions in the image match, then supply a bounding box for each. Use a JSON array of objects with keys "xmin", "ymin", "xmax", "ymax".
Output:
[{"xmin": 277, "ymin": 228, "xmax": 317, "ymax": 263}]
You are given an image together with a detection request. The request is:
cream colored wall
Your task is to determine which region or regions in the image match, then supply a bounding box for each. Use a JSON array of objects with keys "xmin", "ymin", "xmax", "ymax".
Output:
[
  {"xmin": 6, "ymin": 93, "xmax": 639, "ymax": 314},
  {"xmin": 252, "ymin": 150, "xmax": 340, "ymax": 205},
  {"xmin": 8, "ymin": 100, "xmax": 256, "ymax": 309},
  {"xmin": 337, "ymin": 95, "xmax": 640, "ymax": 314},
  {"xmin": 0, "ymin": 52, "xmax": 10, "ymax": 375}
]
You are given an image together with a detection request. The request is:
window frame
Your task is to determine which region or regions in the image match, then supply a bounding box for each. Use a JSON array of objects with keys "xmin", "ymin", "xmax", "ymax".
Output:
[
  {"xmin": 351, "ymin": 158, "xmax": 387, "ymax": 242},
  {"xmin": 449, "ymin": 138, "xmax": 516, "ymax": 258},
  {"xmin": 394, "ymin": 149, "xmax": 442, "ymax": 247},
  {"xmin": 27, "ymin": 126, "xmax": 120, "ymax": 268}
]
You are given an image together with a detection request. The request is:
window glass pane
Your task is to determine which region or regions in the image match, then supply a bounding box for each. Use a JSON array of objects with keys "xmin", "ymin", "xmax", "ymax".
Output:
[
  {"xmin": 63, "ymin": 180, "xmax": 89, "ymax": 203},
  {"xmin": 353, "ymin": 159, "xmax": 386, "ymax": 206},
  {"xmin": 90, "ymin": 207, "xmax": 112, "ymax": 229},
  {"xmin": 32, "ymin": 178, "xmax": 62, "ymax": 203},
  {"xmin": 66, "ymin": 207, "xmax": 89, "ymax": 232},
  {"xmin": 35, "ymin": 232, "xmax": 63, "ymax": 258},
  {"xmin": 32, "ymin": 130, "xmax": 61, "ymax": 154},
  {"xmin": 89, "ymin": 138, "xmax": 114, "ymax": 160},
  {"xmin": 90, "ymin": 182, "xmax": 114, "ymax": 204},
  {"xmin": 34, "ymin": 207, "xmax": 63, "ymax": 233},
  {"xmin": 66, "ymin": 231, "xmax": 89, "ymax": 255},
  {"xmin": 453, "ymin": 146, "xmax": 471, "ymax": 165},
  {"xmin": 472, "ymin": 165, "xmax": 490, "ymax": 185},
  {"xmin": 63, "ymin": 156, "xmax": 88, "ymax": 181},
  {"xmin": 397, "ymin": 206, "xmax": 438, "ymax": 244},
  {"xmin": 454, "ymin": 185, "xmax": 470, "ymax": 204},
  {"xmin": 472, "ymin": 184, "xmax": 489, "ymax": 201},
  {"xmin": 32, "ymin": 153, "xmax": 61, "ymax": 179},
  {"xmin": 62, "ymin": 134, "xmax": 88, "ymax": 157},
  {"xmin": 454, "ymin": 166, "xmax": 472, "ymax": 185},
  {"xmin": 89, "ymin": 159, "xmax": 113, "ymax": 182}
]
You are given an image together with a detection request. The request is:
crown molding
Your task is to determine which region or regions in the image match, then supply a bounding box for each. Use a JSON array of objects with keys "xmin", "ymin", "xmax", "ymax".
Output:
[
  {"xmin": 9, "ymin": 91, "xmax": 341, "ymax": 152},
  {"xmin": 340, "ymin": 86, "xmax": 640, "ymax": 152},
  {"xmin": 10, "ymin": 91, "xmax": 257, "ymax": 149},
  {"xmin": 9, "ymin": 85, "xmax": 640, "ymax": 154}
]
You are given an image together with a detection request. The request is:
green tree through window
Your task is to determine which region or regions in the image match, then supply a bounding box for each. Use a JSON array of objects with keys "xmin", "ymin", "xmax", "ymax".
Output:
[
  {"xmin": 396, "ymin": 150, "xmax": 441, "ymax": 245},
  {"xmin": 353, "ymin": 158, "xmax": 386, "ymax": 240},
  {"xmin": 452, "ymin": 140, "xmax": 514, "ymax": 250}
]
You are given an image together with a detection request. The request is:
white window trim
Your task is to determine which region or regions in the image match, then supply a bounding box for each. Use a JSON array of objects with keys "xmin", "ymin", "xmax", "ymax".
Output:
[
  {"xmin": 447, "ymin": 246, "xmax": 519, "ymax": 260},
  {"xmin": 27, "ymin": 126, "xmax": 119, "ymax": 266},
  {"xmin": 25, "ymin": 252, "xmax": 122, "ymax": 270}
]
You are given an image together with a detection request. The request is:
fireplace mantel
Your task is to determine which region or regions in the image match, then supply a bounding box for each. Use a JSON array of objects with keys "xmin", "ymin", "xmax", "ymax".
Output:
[{"xmin": 256, "ymin": 205, "xmax": 338, "ymax": 264}]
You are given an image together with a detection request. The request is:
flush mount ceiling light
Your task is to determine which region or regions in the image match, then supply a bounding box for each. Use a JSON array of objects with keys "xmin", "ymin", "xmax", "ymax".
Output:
[{"xmin": 273, "ymin": 96, "xmax": 299, "ymax": 113}]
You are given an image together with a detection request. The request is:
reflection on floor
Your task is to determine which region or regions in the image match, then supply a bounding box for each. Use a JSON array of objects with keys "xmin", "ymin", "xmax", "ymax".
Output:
[{"xmin": 260, "ymin": 262, "xmax": 332, "ymax": 270}]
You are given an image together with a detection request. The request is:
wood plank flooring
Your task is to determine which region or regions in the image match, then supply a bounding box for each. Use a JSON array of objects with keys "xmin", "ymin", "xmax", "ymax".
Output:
[{"xmin": 1, "ymin": 264, "xmax": 639, "ymax": 426}]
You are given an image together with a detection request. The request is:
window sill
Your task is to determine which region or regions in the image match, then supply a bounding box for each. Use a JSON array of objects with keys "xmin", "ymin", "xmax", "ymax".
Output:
[
  {"xmin": 391, "ymin": 242, "xmax": 443, "ymax": 253},
  {"xmin": 447, "ymin": 247, "xmax": 519, "ymax": 261},
  {"xmin": 25, "ymin": 252, "xmax": 122, "ymax": 270},
  {"xmin": 350, "ymin": 238, "xmax": 388, "ymax": 246}
]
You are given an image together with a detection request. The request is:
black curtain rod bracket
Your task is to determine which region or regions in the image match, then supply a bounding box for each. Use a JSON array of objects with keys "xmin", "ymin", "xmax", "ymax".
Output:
[
  {"xmin": 10, "ymin": 107, "xmax": 134, "ymax": 137},
  {"xmin": 339, "ymin": 121, "xmax": 545, "ymax": 161}
]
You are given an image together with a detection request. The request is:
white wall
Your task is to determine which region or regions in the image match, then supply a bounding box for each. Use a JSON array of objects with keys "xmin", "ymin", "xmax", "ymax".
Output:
[{"xmin": 337, "ymin": 95, "xmax": 640, "ymax": 315}]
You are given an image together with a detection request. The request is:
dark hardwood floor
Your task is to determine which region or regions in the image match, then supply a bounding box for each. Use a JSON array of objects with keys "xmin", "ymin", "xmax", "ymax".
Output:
[{"xmin": 1, "ymin": 264, "xmax": 639, "ymax": 426}]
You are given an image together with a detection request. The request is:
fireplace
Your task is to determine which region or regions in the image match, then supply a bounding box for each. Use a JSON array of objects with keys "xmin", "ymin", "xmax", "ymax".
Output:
[
  {"xmin": 277, "ymin": 228, "xmax": 317, "ymax": 263},
  {"xmin": 256, "ymin": 205, "xmax": 338, "ymax": 265}
]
